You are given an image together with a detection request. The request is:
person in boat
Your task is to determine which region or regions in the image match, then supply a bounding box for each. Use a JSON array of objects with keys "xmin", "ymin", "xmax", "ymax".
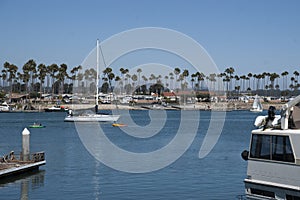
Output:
[
  {"xmin": 254, "ymin": 106, "xmax": 280, "ymax": 129},
  {"xmin": 68, "ymin": 109, "xmax": 73, "ymax": 116},
  {"xmin": 263, "ymin": 106, "xmax": 280, "ymax": 130}
]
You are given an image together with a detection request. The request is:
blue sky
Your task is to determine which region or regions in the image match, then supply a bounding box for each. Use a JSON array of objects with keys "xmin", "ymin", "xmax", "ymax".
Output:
[{"xmin": 1, "ymin": 0, "xmax": 300, "ymax": 76}]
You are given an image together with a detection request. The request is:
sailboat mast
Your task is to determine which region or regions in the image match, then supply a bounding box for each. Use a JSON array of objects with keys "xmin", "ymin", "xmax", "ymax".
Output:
[{"xmin": 96, "ymin": 39, "xmax": 99, "ymax": 107}]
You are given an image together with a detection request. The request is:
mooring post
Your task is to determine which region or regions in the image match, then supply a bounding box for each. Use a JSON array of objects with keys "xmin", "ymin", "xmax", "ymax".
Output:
[{"xmin": 22, "ymin": 128, "xmax": 30, "ymax": 161}]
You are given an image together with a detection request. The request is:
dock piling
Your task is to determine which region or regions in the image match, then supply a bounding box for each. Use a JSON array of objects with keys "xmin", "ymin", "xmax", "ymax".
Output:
[{"xmin": 22, "ymin": 128, "xmax": 30, "ymax": 161}]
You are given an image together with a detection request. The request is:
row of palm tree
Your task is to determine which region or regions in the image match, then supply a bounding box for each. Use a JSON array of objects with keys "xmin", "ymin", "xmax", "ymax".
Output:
[
  {"xmin": 1, "ymin": 59, "xmax": 300, "ymax": 101},
  {"xmin": 1, "ymin": 60, "xmax": 82, "ymax": 99}
]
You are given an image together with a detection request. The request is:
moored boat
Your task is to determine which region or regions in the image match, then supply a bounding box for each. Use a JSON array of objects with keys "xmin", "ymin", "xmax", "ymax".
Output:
[
  {"xmin": 250, "ymin": 94, "xmax": 263, "ymax": 113},
  {"xmin": 241, "ymin": 95, "xmax": 300, "ymax": 199},
  {"xmin": 64, "ymin": 110, "xmax": 120, "ymax": 122},
  {"xmin": 29, "ymin": 123, "xmax": 46, "ymax": 128},
  {"xmin": 112, "ymin": 123, "xmax": 127, "ymax": 127},
  {"xmin": 64, "ymin": 39, "xmax": 120, "ymax": 123},
  {"xmin": 0, "ymin": 102, "xmax": 11, "ymax": 112},
  {"xmin": 44, "ymin": 105, "xmax": 68, "ymax": 112}
]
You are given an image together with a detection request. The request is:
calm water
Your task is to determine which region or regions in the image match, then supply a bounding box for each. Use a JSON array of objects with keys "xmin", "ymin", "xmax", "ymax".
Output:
[{"xmin": 0, "ymin": 110, "xmax": 261, "ymax": 199}]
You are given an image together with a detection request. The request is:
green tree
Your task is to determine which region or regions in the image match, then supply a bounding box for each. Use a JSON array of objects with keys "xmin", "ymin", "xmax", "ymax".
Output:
[
  {"xmin": 174, "ymin": 67, "xmax": 181, "ymax": 89},
  {"xmin": 137, "ymin": 68, "xmax": 142, "ymax": 89},
  {"xmin": 47, "ymin": 64, "xmax": 59, "ymax": 97},
  {"xmin": 37, "ymin": 63, "xmax": 47, "ymax": 96},
  {"xmin": 4, "ymin": 62, "xmax": 18, "ymax": 101},
  {"xmin": 131, "ymin": 74, "xmax": 138, "ymax": 93},
  {"xmin": 57, "ymin": 63, "xmax": 68, "ymax": 94},
  {"xmin": 225, "ymin": 67, "xmax": 235, "ymax": 93},
  {"xmin": 103, "ymin": 67, "xmax": 114, "ymax": 92},
  {"xmin": 22, "ymin": 59, "xmax": 37, "ymax": 94},
  {"xmin": 70, "ymin": 65, "xmax": 82, "ymax": 92}
]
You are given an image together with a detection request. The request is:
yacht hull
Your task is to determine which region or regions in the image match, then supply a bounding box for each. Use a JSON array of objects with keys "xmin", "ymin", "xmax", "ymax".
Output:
[{"xmin": 64, "ymin": 114, "xmax": 120, "ymax": 122}]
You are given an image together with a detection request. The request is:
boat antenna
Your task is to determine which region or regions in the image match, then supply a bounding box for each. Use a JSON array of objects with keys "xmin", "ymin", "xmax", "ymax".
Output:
[{"xmin": 95, "ymin": 39, "xmax": 99, "ymax": 113}]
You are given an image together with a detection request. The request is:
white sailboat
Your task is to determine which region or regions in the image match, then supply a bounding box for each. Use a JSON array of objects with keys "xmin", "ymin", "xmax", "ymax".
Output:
[
  {"xmin": 64, "ymin": 40, "xmax": 120, "ymax": 122},
  {"xmin": 250, "ymin": 95, "xmax": 263, "ymax": 112}
]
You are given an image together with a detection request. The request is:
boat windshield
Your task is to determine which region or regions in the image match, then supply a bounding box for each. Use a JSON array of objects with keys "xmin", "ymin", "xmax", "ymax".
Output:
[{"xmin": 250, "ymin": 134, "xmax": 295, "ymax": 163}]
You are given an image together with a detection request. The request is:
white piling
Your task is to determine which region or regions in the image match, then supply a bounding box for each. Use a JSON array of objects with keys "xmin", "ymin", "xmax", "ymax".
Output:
[{"xmin": 22, "ymin": 128, "xmax": 30, "ymax": 161}]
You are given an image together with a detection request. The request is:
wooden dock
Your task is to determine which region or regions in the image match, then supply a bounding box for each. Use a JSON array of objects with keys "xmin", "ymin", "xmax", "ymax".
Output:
[
  {"xmin": 0, "ymin": 152, "xmax": 46, "ymax": 178},
  {"xmin": 0, "ymin": 128, "xmax": 46, "ymax": 179}
]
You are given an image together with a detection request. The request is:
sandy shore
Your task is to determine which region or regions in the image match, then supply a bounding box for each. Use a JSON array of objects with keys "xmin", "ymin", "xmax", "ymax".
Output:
[{"xmin": 59, "ymin": 102, "xmax": 286, "ymax": 111}]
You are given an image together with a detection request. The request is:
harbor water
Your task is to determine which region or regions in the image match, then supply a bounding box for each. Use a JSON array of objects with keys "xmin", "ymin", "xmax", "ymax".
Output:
[{"xmin": 0, "ymin": 110, "xmax": 259, "ymax": 199}]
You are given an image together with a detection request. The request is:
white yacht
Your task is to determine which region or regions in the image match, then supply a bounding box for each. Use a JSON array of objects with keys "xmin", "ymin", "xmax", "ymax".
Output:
[
  {"xmin": 64, "ymin": 107, "xmax": 120, "ymax": 122},
  {"xmin": 0, "ymin": 102, "xmax": 11, "ymax": 112},
  {"xmin": 242, "ymin": 95, "xmax": 300, "ymax": 199}
]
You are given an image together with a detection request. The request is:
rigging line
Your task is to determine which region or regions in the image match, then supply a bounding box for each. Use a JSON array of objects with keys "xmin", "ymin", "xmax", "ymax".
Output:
[
  {"xmin": 98, "ymin": 40, "xmax": 120, "ymax": 114},
  {"xmin": 98, "ymin": 41, "xmax": 113, "ymax": 91}
]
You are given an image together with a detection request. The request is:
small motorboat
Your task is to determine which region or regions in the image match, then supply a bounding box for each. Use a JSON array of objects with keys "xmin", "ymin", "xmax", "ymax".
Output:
[
  {"xmin": 29, "ymin": 123, "xmax": 46, "ymax": 128},
  {"xmin": 112, "ymin": 123, "xmax": 127, "ymax": 127},
  {"xmin": 44, "ymin": 105, "xmax": 68, "ymax": 112},
  {"xmin": 0, "ymin": 102, "xmax": 11, "ymax": 112}
]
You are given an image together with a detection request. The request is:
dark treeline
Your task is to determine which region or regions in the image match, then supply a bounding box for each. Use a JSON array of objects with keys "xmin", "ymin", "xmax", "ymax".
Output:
[{"xmin": 1, "ymin": 60, "xmax": 300, "ymax": 101}]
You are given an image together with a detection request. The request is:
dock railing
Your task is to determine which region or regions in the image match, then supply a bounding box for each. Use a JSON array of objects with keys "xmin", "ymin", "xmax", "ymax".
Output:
[{"xmin": 1, "ymin": 151, "xmax": 45, "ymax": 164}]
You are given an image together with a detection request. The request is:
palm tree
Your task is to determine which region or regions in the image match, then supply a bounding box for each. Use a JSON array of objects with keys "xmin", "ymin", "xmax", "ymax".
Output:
[
  {"xmin": 207, "ymin": 73, "xmax": 216, "ymax": 91},
  {"xmin": 234, "ymin": 75, "xmax": 240, "ymax": 90},
  {"xmin": 164, "ymin": 75, "xmax": 169, "ymax": 89},
  {"xmin": 216, "ymin": 73, "xmax": 224, "ymax": 93},
  {"xmin": 131, "ymin": 74, "xmax": 138, "ymax": 93},
  {"xmin": 182, "ymin": 69, "xmax": 189, "ymax": 90},
  {"xmin": 57, "ymin": 63, "xmax": 68, "ymax": 94},
  {"xmin": 239, "ymin": 75, "xmax": 246, "ymax": 92},
  {"xmin": 225, "ymin": 67, "xmax": 235, "ymax": 94},
  {"xmin": 4, "ymin": 62, "xmax": 18, "ymax": 102},
  {"xmin": 291, "ymin": 77, "xmax": 295, "ymax": 91},
  {"xmin": 37, "ymin": 63, "xmax": 47, "ymax": 97},
  {"xmin": 178, "ymin": 74, "xmax": 184, "ymax": 90},
  {"xmin": 294, "ymin": 71, "xmax": 299, "ymax": 83},
  {"xmin": 47, "ymin": 64, "xmax": 59, "ymax": 98},
  {"xmin": 191, "ymin": 73, "xmax": 197, "ymax": 90},
  {"xmin": 281, "ymin": 71, "xmax": 289, "ymax": 91},
  {"xmin": 70, "ymin": 65, "xmax": 82, "ymax": 91},
  {"xmin": 174, "ymin": 67, "xmax": 181, "ymax": 90},
  {"xmin": 169, "ymin": 72, "xmax": 174, "ymax": 89},
  {"xmin": 77, "ymin": 72, "xmax": 84, "ymax": 93},
  {"xmin": 120, "ymin": 68, "xmax": 129, "ymax": 94},
  {"xmin": 223, "ymin": 75, "xmax": 230, "ymax": 93},
  {"xmin": 22, "ymin": 59, "xmax": 37, "ymax": 94},
  {"xmin": 137, "ymin": 68, "xmax": 142, "ymax": 89},
  {"xmin": 114, "ymin": 75, "xmax": 121, "ymax": 94},
  {"xmin": 27, "ymin": 59, "xmax": 37, "ymax": 92},
  {"xmin": 269, "ymin": 73, "xmax": 280, "ymax": 95},
  {"xmin": 247, "ymin": 73, "xmax": 253, "ymax": 92}
]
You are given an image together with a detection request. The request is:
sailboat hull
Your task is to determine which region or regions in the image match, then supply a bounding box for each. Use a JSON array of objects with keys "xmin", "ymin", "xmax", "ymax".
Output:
[
  {"xmin": 64, "ymin": 114, "xmax": 120, "ymax": 122},
  {"xmin": 250, "ymin": 108, "xmax": 263, "ymax": 113}
]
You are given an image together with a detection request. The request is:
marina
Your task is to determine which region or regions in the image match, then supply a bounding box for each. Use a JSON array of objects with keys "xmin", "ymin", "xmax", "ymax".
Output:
[
  {"xmin": 2, "ymin": 0, "xmax": 300, "ymax": 199},
  {"xmin": 2, "ymin": 99, "xmax": 300, "ymax": 199},
  {"xmin": 0, "ymin": 109, "xmax": 252, "ymax": 199}
]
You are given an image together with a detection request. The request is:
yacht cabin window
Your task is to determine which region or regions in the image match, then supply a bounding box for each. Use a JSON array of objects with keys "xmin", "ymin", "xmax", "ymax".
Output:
[{"xmin": 250, "ymin": 134, "xmax": 295, "ymax": 163}]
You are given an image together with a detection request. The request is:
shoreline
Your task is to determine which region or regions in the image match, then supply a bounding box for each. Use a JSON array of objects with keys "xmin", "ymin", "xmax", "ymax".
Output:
[{"xmin": 6, "ymin": 102, "xmax": 285, "ymax": 112}]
